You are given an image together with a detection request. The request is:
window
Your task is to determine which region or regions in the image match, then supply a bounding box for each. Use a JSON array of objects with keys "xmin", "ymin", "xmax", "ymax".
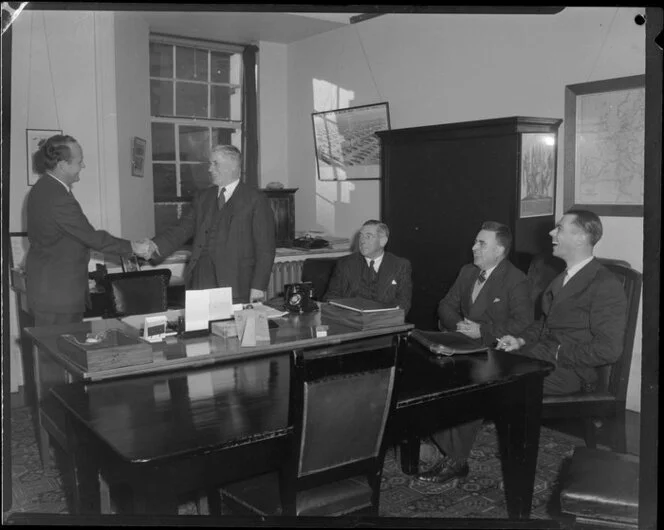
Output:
[{"xmin": 149, "ymin": 34, "xmax": 244, "ymax": 235}]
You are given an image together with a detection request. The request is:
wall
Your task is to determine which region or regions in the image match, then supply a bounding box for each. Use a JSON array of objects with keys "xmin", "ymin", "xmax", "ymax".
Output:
[{"xmin": 286, "ymin": 7, "xmax": 645, "ymax": 410}]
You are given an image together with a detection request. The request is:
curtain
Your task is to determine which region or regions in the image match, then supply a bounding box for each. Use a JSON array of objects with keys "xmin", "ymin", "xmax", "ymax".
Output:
[{"xmin": 242, "ymin": 44, "xmax": 259, "ymax": 188}]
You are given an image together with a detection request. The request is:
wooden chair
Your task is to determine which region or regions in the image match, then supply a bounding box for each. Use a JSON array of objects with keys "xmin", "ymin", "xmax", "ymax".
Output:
[
  {"xmin": 301, "ymin": 257, "xmax": 338, "ymax": 300},
  {"xmin": 539, "ymin": 258, "xmax": 642, "ymax": 452},
  {"xmin": 213, "ymin": 335, "xmax": 402, "ymax": 517},
  {"xmin": 559, "ymin": 446, "xmax": 639, "ymax": 528},
  {"xmin": 102, "ymin": 269, "xmax": 171, "ymax": 318}
]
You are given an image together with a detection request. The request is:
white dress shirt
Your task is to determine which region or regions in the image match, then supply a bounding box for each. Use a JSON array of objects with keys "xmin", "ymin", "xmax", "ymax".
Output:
[{"xmin": 365, "ymin": 252, "xmax": 385, "ymax": 273}]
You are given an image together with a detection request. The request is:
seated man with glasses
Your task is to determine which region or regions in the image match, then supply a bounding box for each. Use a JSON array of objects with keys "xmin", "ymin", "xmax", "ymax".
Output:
[{"xmin": 323, "ymin": 219, "xmax": 413, "ymax": 315}]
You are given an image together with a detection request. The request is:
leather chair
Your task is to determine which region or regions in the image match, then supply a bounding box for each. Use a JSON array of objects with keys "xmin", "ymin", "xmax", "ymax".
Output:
[
  {"xmin": 536, "ymin": 258, "xmax": 642, "ymax": 452},
  {"xmin": 559, "ymin": 446, "xmax": 639, "ymax": 528},
  {"xmin": 213, "ymin": 335, "xmax": 402, "ymax": 517},
  {"xmin": 301, "ymin": 257, "xmax": 338, "ymax": 300},
  {"xmin": 101, "ymin": 269, "xmax": 171, "ymax": 318}
]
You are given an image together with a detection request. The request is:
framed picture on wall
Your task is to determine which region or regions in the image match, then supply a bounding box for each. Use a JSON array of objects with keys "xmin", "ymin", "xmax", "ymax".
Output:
[
  {"xmin": 519, "ymin": 133, "xmax": 557, "ymax": 218},
  {"xmin": 563, "ymin": 75, "xmax": 645, "ymax": 217},
  {"xmin": 131, "ymin": 136, "xmax": 147, "ymax": 177},
  {"xmin": 26, "ymin": 129, "xmax": 62, "ymax": 185},
  {"xmin": 312, "ymin": 102, "xmax": 390, "ymax": 181}
]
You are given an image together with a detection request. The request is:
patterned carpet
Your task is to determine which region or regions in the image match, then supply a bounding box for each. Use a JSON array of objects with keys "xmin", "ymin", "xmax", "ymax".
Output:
[{"xmin": 4, "ymin": 405, "xmax": 581, "ymax": 522}]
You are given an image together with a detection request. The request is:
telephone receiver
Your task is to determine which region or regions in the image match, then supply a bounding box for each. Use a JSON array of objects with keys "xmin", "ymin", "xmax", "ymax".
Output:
[{"xmin": 284, "ymin": 282, "xmax": 316, "ymax": 313}]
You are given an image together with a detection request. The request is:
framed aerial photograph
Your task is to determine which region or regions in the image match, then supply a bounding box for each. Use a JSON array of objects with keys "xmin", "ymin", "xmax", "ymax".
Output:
[
  {"xmin": 26, "ymin": 128, "xmax": 61, "ymax": 185},
  {"xmin": 563, "ymin": 75, "xmax": 645, "ymax": 217},
  {"xmin": 312, "ymin": 102, "xmax": 390, "ymax": 181},
  {"xmin": 519, "ymin": 133, "xmax": 557, "ymax": 218},
  {"xmin": 131, "ymin": 136, "xmax": 147, "ymax": 177}
]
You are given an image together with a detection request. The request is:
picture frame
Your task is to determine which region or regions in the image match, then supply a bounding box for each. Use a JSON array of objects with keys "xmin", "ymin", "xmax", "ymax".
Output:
[
  {"xmin": 563, "ymin": 75, "xmax": 645, "ymax": 217},
  {"xmin": 121, "ymin": 255, "xmax": 141, "ymax": 273},
  {"xmin": 519, "ymin": 132, "xmax": 557, "ymax": 218},
  {"xmin": 131, "ymin": 136, "xmax": 147, "ymax": 177},
  {"xmin": 312, "ymin": 102, "xmax": 390, "ymax": 181},
  {"xmin": 26, "ymin": 128, "xmax": 62, "ymax": 185}
]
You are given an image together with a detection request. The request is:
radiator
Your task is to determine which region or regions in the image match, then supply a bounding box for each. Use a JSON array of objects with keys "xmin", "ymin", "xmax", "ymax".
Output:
[{"xmin": 267, "ymin": 260, "xmax": 304, "ymax": 299}]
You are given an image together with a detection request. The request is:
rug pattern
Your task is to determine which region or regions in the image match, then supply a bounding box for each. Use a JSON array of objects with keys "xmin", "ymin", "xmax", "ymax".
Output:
[{"xmin": 5, "ymin": 406, "xmax": 581, "ymax": 520}]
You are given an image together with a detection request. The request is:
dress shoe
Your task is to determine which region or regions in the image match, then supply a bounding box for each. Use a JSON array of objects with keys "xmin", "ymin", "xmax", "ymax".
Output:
[{"xmin": 416, "ymin": 457, "xmax": 469, "ymax": 484}]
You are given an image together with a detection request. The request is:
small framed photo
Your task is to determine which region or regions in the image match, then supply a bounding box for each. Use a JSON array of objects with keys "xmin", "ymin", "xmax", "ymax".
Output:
[
  {"xmin": 131, "ymin": 136, "xmax": 147, "ymax": 177},
  {"xmin": 121, "ymin": 255, "xmax": 141, "ymax": 273},
  {"xmin": 26, "ymin": 129, "xmax": 62, "ymax": 185}
]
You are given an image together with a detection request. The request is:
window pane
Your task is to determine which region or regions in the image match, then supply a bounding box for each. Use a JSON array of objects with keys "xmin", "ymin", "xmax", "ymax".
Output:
[
  {"xmin": 152, "ymin": 123, "xmax": 175, "ymax": 161},
  {"xmin": 179, "ymin": 126, "xmax": 209, "ymax": 162},
  {"xmin": 180, "ymin": 163, "xmax": 211, "ymax": 199},
  {"xmin": 176, "ymin": 46, "xmax": 208, "ymax": 81},
  {"xmin": 153, "ymin": 163, "xmax": 177, "ymax": 201},
  {"xmin": 211, "ymin": 85, "xmax": 233, "ymax": 120},
  {"xmin": 211, "ymin": 51, "xmax": 231, "ymax": 83},
  {"xmin": 176, "ymin": 81, "xmax": 207, "ymax": 118},
  {"xmin": 150, "ymin": 43, "xmax": 173, "ymax": 78},
  {"xmin": 151, "ymin": 80, "xmax": 173, "ymax": 116},
  {"xmin": 212, "ymin": 128, "xmax": 234, "ymax": 146}
]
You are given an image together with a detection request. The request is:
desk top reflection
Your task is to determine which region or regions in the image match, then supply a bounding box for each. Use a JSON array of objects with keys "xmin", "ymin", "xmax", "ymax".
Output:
[{"xmin": 25, "ymin": 308, "xmax": 413, "ymax": 382}]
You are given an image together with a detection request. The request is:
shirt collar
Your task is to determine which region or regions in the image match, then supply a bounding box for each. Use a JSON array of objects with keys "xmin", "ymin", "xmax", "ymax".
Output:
[
  {"xmin": 479, "ymin": 263, "xmax": 499, "ymax": 280},
  {"xmin": 365, "ymin": 252, "xmax": 385, "ymax": 270},
  {"xmin": 218, "ymin": 178, "xmax": 240, "ymax": 198},
  {"xmin": 46, "ymin": 172, "xmax": 71, "ymax": 193},
  {"xmin": 565, "ymin": 256, "xmax": 594, "ymax": 281}
]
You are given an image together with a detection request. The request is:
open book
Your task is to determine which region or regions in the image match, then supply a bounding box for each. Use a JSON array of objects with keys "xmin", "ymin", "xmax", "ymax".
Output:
[
  {"xmin": 410, "ymin": 329, "xmax": 489, "ymax": 356},
  {"xmin": 328, "ymin": 297, "xmax": 400, "ymax": 313}
]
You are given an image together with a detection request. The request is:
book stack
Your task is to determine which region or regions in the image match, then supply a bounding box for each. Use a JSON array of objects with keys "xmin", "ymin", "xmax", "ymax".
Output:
[{"xmin": 320, "ymin": 298, "xmax": 405, "ymax": 330}]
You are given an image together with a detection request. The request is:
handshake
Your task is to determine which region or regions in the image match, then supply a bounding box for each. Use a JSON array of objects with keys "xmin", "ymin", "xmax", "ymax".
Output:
[{"xmin": 130, "ymin": 238, "xmax": 160, "ymax": 261}]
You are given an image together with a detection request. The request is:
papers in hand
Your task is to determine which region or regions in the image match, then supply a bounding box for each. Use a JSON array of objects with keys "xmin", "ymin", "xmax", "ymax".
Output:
[
  {"xmin": 328, "ymin": 297, "xmax": 400, "ymax": 313},
  {"xmin": 410, "ymin": 330, "xmax": 489, "ymax": 356}
]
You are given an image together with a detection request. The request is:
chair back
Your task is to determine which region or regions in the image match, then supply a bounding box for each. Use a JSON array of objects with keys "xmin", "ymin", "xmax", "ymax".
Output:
[
  {"xmin": 526, "ymin": 252, "xmax": 565, "ymax": 320},
  {"xmin": 301, "ymin": 258, "xmax": 338, "ymax": 301},
  {"xmin": 288, "ymin": 335, "xmax": 400, "ymax": 494},
  {"xmin": 595, "ymin": 259, "xmax": 642, "ymax": 402},
  {"xmin": 103, "ymin": 269, "xmax": 171, "ymax": 318}
]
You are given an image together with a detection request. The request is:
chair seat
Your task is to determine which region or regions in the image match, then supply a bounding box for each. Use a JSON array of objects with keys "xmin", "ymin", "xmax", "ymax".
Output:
[
  {"xmin": 560, "ymin": 447, "xmax": 639, "ymax": 526},
  {"xmin": 220, "ymin": 471, "xmax": 372, "ymax": 516}
]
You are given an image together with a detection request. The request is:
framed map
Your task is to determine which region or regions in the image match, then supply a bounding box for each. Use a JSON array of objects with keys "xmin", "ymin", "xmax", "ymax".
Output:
[
  {"xmin": 312, "ymin": 102, "xmax": 390, "ymax": 181},
  {"xmin": 563, "ymin": 75, "xmax": 645, "ymax": 216}
]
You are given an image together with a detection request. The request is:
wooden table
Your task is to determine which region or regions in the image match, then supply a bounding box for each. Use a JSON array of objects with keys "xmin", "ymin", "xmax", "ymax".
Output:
[{"xmin": 47, "ymin": 329, "xmax": 553, "ymax": 520}]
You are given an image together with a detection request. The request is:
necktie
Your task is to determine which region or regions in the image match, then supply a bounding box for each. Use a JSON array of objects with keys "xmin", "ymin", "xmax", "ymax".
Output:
[
  {"xmin": 217, "ymin": 187, "xmax": 226, "ymax": 210},
  {"xmin": 471, "ymin": 270, "xmax": 487, "ymax": 303},
  {"xmin": 478, "ymin": 270, "xmax": 487, "ymax": 284},
  {"xmin": 369, "ymin": 260, "xmax": 378, "ymax": 281}
]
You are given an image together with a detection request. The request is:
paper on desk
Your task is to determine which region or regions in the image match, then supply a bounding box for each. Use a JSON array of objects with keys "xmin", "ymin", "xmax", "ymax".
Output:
[
  {"xmin": 208, "ymin": 287, "xmax": 233, "ymax": 321},
  {"xmin": 185, "ymin": 290, "xmax": 210, "ymax": 331},
  {"xmin": 234, "ymin": 309, "xmax": 271, "ymax": 346}
]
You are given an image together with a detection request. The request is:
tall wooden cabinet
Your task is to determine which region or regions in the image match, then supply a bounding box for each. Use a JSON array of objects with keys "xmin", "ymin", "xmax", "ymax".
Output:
[{"xmin": 377, "ymin": 116, "xmax": 562, "ymax": 330}]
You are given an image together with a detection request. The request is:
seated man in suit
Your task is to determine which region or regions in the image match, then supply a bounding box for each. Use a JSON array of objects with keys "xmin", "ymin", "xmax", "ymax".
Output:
[
  {"xmin": 323, "ymin": 220, "xmax": 412, "ymax": 315},
  {"xmin": 418, "ymin": 221, "xmax": 534, "ymax": 484},
  {"xmin": 497, "ymin": 209, "xmax": 627, "ymax": 396}
]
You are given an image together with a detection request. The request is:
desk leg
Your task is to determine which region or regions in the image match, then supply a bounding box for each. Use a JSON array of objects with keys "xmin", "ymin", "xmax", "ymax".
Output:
[
  {"xmin": 399, "ymin": 435, "xmax": 421, "ymax": 475},
  {"xmin": 67, "ymin": 420, "xmax": 101, "ymax": 514},
  {"xmin": 31, "ymin": 344, "xmax": 52, "ymax": 469},
  {"xmin": 494, "ymin": 376, "xmax": 544, "ymax": 519}
]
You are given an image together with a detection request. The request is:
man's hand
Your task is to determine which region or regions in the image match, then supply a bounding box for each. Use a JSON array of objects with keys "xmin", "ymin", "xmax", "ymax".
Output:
[
  {"xmin": 496, "ymin": 335, "xmax": 525, "ymax": 351},
  {"xmin": 131, "ymin": 239, "xmax": 160, "ymax": 260},
  {"xmin": 249, "ymin": 288, "xmax": 265, "ymax": 303},
  {"xmin": 456, "ymin": 318, "xmax": 481, "ymax": 339}
]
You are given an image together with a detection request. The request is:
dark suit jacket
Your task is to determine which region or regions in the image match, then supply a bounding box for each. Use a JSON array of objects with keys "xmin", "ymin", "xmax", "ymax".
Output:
[
  {"xmin": 153, "ymin": 182, "xmax": 276, "ymax": 301},
  {"xmin": 519, "ymin": 258, "xmax": 627, "ymax": 386},
  {"xmin": 323, "ymin": 251, "xmax": 413, "ymax": 314},
  {"xmin": 25, "ymin": 174, "xmax": 133, "ymax": 314},
  {"xmin": 438, "ymin": 259, "xmax": 533, "ymax": 346}
]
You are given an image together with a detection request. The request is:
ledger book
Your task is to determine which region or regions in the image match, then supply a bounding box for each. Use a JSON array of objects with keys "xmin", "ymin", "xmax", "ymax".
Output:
[
  {"xmin": 328, "ymin": 297, "xmax": 400, "ymax": 313},
  {"xmin": 410, "ymin": 330, "xmax": 489, "ymax": 356}
]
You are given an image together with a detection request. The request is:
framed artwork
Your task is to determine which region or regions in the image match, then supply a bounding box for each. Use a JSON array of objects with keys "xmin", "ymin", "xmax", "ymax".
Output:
[
  {"xmin": 121, "ymin": 255, "xmax": 141, "ymax": 273},
  {"xmin": 563, "ymin": 75, "xmax": 645, "ymax": 216},
  {"xmin": 131, "ymin": 136, "xmax": 147, "ymax": 177},
  {"xmin": 519, "ymin": 133, "xmax": 557, "ymax": 218},
  {"xmin": 312, "ymin": 102, "xmax": 390, "ymax": 181},
  {"xmin": 26, "ymin": 128, "xmax": 61, "ymax": 185}
]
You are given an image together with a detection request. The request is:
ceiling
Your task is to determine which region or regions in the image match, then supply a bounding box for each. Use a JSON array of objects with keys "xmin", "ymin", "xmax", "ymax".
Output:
[{"xmin": 138, "ymin": 11, "xmax": 362, "ymax": 45}]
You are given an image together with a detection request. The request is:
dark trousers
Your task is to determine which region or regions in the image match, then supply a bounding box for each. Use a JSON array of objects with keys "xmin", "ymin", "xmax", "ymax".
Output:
[{"xmin": 431, "ymin": 365, "xmax": 583, "ymax": 460}]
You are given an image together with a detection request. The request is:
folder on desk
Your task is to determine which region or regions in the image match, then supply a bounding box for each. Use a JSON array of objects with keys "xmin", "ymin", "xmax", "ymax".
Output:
[{"xmin": 410, "ymin": 330, "xmax": 488, "ymax": 357}]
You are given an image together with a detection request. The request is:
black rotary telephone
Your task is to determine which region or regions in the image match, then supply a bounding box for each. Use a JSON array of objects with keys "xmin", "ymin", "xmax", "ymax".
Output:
[{"xmin": 284, "ymin": 282, "xmax": 317, "ymax": 313}]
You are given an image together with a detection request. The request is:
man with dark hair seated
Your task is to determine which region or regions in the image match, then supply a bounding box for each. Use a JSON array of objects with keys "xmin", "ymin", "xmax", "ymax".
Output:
[
  {"xmin": 323, "ymin": 219, "xmax": 412, "ymax": 314},
  {"xmin": 417, "ymin": 221, "xmax": 533, "ymax": 484}
]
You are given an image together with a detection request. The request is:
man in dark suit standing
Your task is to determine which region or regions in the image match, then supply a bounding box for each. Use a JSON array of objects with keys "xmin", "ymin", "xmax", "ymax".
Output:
[
  {"xmin": 417, "ymin": 221, "xmax": 534, "ymax": 484},
  {"xmin": 323, "ymin": 220, "xmax": 412, "ymax": 314},
  {"xmin": 151, "ymin": 145, "xmax": 276, "ymax": 303},
  {"xmin": 26, "ymin": 135, "xmax": 148, "ymax": 327},
  {"xmin": 498, "ymin": 209, "xmax": 627, "ymax": 395}
]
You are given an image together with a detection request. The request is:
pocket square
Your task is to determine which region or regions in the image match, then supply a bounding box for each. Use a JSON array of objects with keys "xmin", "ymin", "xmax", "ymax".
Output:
[
  {"xmin": 493, "ymin": 298, "xmax": 501, "ymax": 303},
  {"xmin": 391, "ymin": 279, "xmax": 397, "ymax": 285}
]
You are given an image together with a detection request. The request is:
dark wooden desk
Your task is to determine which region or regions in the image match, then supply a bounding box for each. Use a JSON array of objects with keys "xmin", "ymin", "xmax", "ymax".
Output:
[{"xmin": 49, "ymin": 336, "xmax": 552, "ymax": 519}]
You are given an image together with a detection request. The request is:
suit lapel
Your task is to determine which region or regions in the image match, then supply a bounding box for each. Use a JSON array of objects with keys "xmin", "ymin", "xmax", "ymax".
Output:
[
  {"xmin": 543, "ymin": 258, "xmax": 600, "ymax": 313},
  {"xmin": 469, "ymin": 261, "xmax": 506, "ymax": 318},
  {"xmin": 375, "ymin": 253, "xmax": 396, "ymax": 292}
]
